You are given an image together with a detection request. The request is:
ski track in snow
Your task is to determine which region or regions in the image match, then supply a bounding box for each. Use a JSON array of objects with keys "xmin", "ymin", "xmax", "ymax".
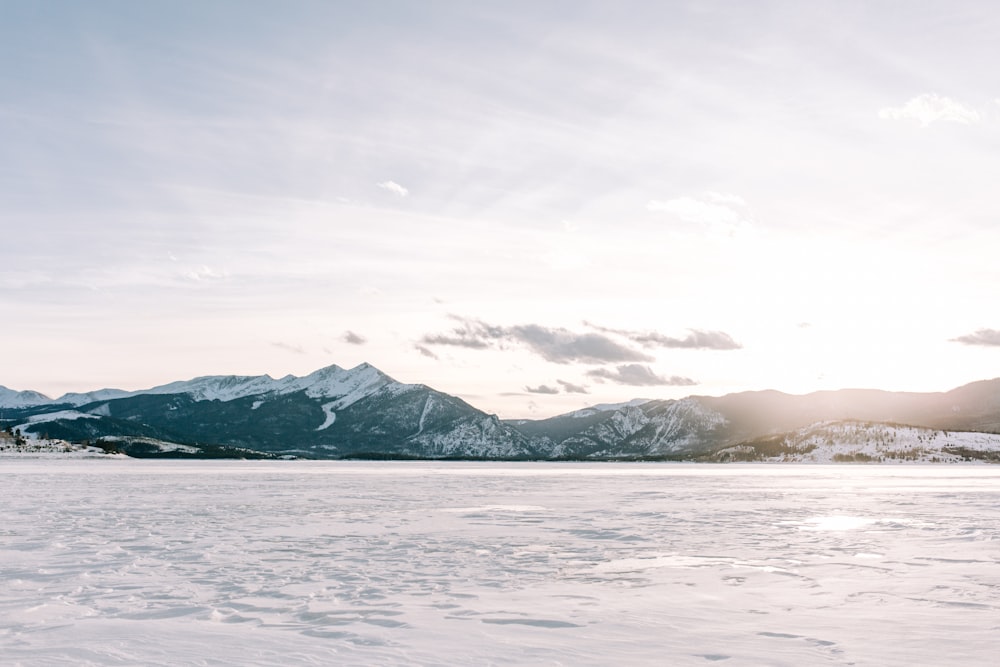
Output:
[{"xmin": 1, "ymin": 462, "xmax": 998, "ymax": 666}]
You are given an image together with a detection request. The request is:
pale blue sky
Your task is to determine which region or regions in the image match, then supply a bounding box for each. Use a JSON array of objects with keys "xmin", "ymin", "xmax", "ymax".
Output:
[{"xmin": 3, "ymin": 1, "xmax": 999, "ymax": 416}]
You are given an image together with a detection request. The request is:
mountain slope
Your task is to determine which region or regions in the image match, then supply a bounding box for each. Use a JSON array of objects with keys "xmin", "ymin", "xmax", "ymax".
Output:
[
  {"xmin": 709, "ymin": 421, "xmax": 1000, "ymax": 463},
  {"xmin": 5, "ymin": 364, "xmax": 535, "ymax": 459},
  {"xmin": 506, "ymin": 379, "xmax": 1000, "ymax": 459},
  {"xmin": 4, "ymin": 368, "xmax": 1000, "ymax": 460}
]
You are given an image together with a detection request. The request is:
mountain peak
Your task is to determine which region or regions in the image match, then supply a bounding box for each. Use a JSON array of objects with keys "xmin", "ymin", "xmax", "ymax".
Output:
[
  {"xmin": 56, "ymin": 388, "xmax": 133, "ymax": 407},
  {"xmin": 563, "ymin": 398, "xmax": 654, "ymax": 419},
  {"xmin": 0, "ymin": 386, "xmax": 52, "ymax": 408},
  {"xmin": 299, "ymin": 362, "xmax": 396, "ymax": 405}
]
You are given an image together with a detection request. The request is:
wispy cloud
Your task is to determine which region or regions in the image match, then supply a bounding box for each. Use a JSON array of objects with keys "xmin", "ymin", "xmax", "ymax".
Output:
[
  {"xmin": 184, "ymin": 265, "xmax": 229, "ymax": 282},
  {"xmin": 586, "ymin": 364, "xmax": 696, "ymax": 386},
  {"xmin": 420, "ymin": 316, "xmax": 652, "ymax": 364},
  {"xmin": 525, "ymin": 384, "xmax": 560, "ymax": 395},
  {"xmin": 271, "ymin": 341, "xmax": 305, "ymax": 355},
  {"xmin": 414, "ymin": 344, "xmax": 439, "ymax": 359},
  {"xmin": 557, "ymin": 379, "xmax": 589, "ymax": 394},
  {"xmin": 647, "ymin": 191, "xmax": 753, "ymax": 231},
  {"xmin": 343, "ymin": 330, "xmax": 367, "ymax": 345},
  {"xmin": 585, "ymin": 322, "xmax": 742, "ymax": 350},
  {"xmin": 951, "ymin": 328, "xmax": 1000, "ymax": 346},
  {"xmin": 878, "ymin": 93, "xmax": 981, "ymax": 127},
  {"xmin": 376, "ymin": 180, "xmax": 409, "ymax": 197}
]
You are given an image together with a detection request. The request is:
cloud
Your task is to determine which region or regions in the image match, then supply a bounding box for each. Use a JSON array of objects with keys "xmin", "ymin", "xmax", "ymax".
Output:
[
  {"xmin": 421, "ymin": 332, "xmax": 493, "ymax": 350},
  {"xmin": 878, "ymin": 94, "xmax": 981, "ymax": 127},
  {"xmin": 585, "ymin": 322, "xmax": 742, "ymax": 350},
  {"xmin": 951, "ymin": 328, "xmax": 1000, "ymax": 346},
  {"xmin": 647, "ymin": 191, "xmax": 752, "ymax": 230},
  {"xmin": 414, "ymin": 344, "xmax": 439, "ymax": 359},
  {"xmin": 343, "ymin": 330, "xmax": 367, "ymax": 345},
  {"xmin": 557, "ymin": 379, "xmax": 589, "ymax": 394},
  {"xmin": 586, "ymin": 364, "xmax": 696, "ymax": 386},
  {"xmin": 512, "ymin": 324, "xmax": 652, "ymax": 363},
  {"xmin": 632, "ymin": 329, "xmax": 742, "ymax": 350},
  {"xmin": 184, "ymin": 265, "xmax": 229, "ymax": 282},
  {"xmin": 561, "ymin": 220, "xmax": 581, "ymax": 233},
  {"xmin": 525, "ymin": 384, "xmax": 560, "ymax": 395},
  {"xmin": 702, "ymin": 191, "xmax": 747, "ymax": 207},
  {"xmin": 420, "ymin": 316, "xmax": 652, "ymax": 364},
  {"xmin": 271, "ymin": 341, "xmax": 305, "ymax": 354},
  {"xmin": 376, "ymin": 180, "xmax": 409, "ymax": 197}
]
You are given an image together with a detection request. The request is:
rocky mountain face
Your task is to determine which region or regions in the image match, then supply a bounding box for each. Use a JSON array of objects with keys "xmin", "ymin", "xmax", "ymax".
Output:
[
  {"xmin": 3, "ymin": 365, "xmax": 1000, "ymax": 460},
  {"xmin": 1, "ymin": 364, "xmax": 534, "ymax": 459},
  {"xmin": 508, "ymin": 398, "xmax": 729, "ymax": 458}
]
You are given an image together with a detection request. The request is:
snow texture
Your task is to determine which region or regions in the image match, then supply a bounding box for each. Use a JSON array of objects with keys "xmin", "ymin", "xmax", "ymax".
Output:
[{"xmin": 1, "ymin": 461, "xmax": 998, "ymax": 666}]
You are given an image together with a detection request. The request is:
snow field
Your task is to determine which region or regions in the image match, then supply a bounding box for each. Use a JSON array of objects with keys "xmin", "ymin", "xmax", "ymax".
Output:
[{"xmin": 1, "ymin": 462, "xmax": 997, "ymax": 666}]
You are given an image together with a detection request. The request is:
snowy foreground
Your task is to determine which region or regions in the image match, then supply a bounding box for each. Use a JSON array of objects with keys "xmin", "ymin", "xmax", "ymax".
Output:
[{"xmin": 1, "ymin": 462, "xmax": 998, "ymax": 666}]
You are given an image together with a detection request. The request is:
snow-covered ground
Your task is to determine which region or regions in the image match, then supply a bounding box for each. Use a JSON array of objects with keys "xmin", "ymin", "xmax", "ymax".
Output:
[
  {"xmin": 1, "ymin": 462, "xmax": 997, "ymax": 666},
  {"xmin": 0, "ymin": 435, "xmax": 118, "ymax": 458},
  {"xmin": 713, "ymin": 421, "xmax": 1000, "ymax": 463}
]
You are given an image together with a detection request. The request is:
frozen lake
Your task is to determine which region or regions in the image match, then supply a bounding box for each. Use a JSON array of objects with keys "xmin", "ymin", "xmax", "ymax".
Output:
[{"xmin": 2, "ymin": 461, "xmax": 998, "ymax": 666}]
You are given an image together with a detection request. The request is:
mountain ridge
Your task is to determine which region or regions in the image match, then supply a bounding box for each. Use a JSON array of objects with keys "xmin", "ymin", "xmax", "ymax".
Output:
[{"xmin": 3, "ymin": 364, "xmax": 1000, "ymax": 460}]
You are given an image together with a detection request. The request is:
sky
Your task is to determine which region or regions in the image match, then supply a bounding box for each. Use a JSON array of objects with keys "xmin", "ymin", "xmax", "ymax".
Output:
[{"xmin": 3, "ymin": 1, "xmax": 1000, "ymax": 418}]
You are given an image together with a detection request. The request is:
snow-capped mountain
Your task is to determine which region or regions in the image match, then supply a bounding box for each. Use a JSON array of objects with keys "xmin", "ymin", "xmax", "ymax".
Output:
[
  {"xmin": 2, "ymin": 363, "xmax": 534, "ymax": 459},
  {"xmin": 137, "ymin": 363, "xmax": 395, "ymax": 405},
  {"xmin": 57, "ymin": 389, "xmax": 135, "ymax": 407},
  {"xmin": 511, "ymin": 398, "xmax": 729, "ymax": 458},
  {"xmin": 504, "ymin": 378, "xmax": 1000, "ymax": 460},
  {"xmin": 564, "ymin": 398, "xmax": 653, "ymax": 419},
  {"xmin": 0, "ymin": 386, "xmax": 53, "ymax": 408},
  {"xmin": 3, "ymin": 365, "xmax": 1000, "ymax": 460}
]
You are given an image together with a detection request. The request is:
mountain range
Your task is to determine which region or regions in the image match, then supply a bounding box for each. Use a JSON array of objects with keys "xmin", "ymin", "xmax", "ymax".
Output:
[{"xmin": 2, "ymin": 363, "xmax": 1000, "ymax": 460}]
